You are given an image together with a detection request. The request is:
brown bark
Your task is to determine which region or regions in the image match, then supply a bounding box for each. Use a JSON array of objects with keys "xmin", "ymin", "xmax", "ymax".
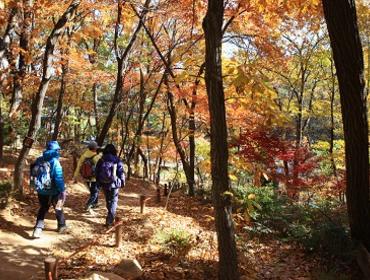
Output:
[
  {"xmin": 328, "ymin": 55, "xmax": 337, "ymax": 177},
  {"xmin": 0, "ymin": 6, "xmax": 19, "ymax": 62},
  {"xmin": 52, "ymin": 32, "xmax": 74, "ymax": 140},
  {"xmin": 9, "ymin": 0, "xmax": 33, "ymax": 118},
  {"xmin": 203, "ymin": 1, "xmax": 239, "ymax": 279},
  {"xmin": 0, "ymin": 93, "xmax": 4, "ymax": 160},
  {"xmin": 322, "ymin": 0, "xmax": 370, "ymax": 250},
  {"xmin": 13, "ymin": 0, "xmax": 81, "ymax": 193}
]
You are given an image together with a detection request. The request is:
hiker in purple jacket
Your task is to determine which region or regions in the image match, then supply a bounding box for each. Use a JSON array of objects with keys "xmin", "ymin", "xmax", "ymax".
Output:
[{"xmin": 95, "ymin": 144, "xmax": 125, "ymax": 227}]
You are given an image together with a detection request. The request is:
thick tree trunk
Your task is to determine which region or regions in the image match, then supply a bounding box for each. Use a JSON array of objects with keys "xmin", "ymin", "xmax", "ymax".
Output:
[
  {"xmin": 322, "ymin": 0, "xmax": 370, "ymax": 250},
  {"xmin": 203, "ymin": 1, "xmax": 239, "ymax": 279},
  {"xmin": 13, "ymin": 0, "xmax": 81, "ymax": 193},
  {"xmin": 9, "ymin": 0, "xmax": 33, "ymax": 118}
]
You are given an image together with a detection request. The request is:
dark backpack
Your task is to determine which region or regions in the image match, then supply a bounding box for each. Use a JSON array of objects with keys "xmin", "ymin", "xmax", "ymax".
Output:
[
  {"xmin": 30, "ymin": 160, "xmax": 52, "ymax": 192},
  {"xmin": 97, "ymin": 160, "xmax": 117, "ymax": 184},
  {"xmin": 80, "ymin": 156, "xmax": 96, "ymax": 179}
]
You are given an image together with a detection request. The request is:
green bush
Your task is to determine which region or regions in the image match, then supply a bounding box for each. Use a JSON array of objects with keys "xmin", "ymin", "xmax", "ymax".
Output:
[
  {"xmin": 232, "ymin": 184, "xmax": 353, "ymax": 261},
  {"xmin": 153, "ymin": 228, "xmax": 193, "ymax": 257}
]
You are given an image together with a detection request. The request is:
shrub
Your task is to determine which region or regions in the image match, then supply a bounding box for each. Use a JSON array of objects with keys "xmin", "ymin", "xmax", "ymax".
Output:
[
  {"xmin": 153, "ymin": 228, "xmax": 193, "ymax": 257},
  {"xmin": 233, "ymin": 184, "xmax": 353, "ymax": 261}
]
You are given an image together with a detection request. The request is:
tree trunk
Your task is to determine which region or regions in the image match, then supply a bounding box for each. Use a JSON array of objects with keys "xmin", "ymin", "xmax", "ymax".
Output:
[
  {"xmin": 203, "ymin": 1, "xmax": 239, "ymax": 279},
  {"xmin": 97, "ymin": 0, "xmax": 150, "ymax": 146},
  {"xmin": 322, "ymin": 0, "xmax": 370, "ymax": 250},
  {"xmin": 0, "ymin": 6, "xmax": 18, "ymax": 63},
  {"xmin": 138, "ymin": 147, "xmax": 148, "ymax": 178},
  {"xmin": 13, "ymin": 0, "xmax": 81, "ymax": 193},
  {"xmin": 166, "ymin": 79, "xmax": 194, "ymax": 195},
  {"xmin": 52, "ymin": 36, "xmax": 71, "ymax": 140},
  {"xmin": 328, "ymin": 55, "xmax": 337, "ymax": 177},
  {"xmin": 97, "ymin": 58, "xmax": 123, "ymax": 146},
  {"xmin": 0, "ymin": 93, "xmax": 4, "ymax": 160},
  {"xmin": 92, "ymin": 83, "xmax": 100, "ymax": 134},
  {"xmin": 154, "ymin": 112, "xmax": 167, "ymax": 184},
  {"xmin": 9, "ymin": 0, "xmax": 33, "ymax": 118}
]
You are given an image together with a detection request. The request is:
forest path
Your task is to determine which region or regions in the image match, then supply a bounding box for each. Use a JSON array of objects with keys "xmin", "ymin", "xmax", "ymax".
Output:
[
  {"xmin": 0, "ymin": 178, "xmax": 161, "ymax": 280},
  {"xmin": 0, "ymin": 151, "xmax": 326, "ymax": 279}
]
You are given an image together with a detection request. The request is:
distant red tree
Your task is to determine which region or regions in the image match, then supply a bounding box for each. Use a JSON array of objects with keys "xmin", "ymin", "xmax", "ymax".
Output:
[{"xmin": 235, "ymin": 128, "xmax": 325, "ymax": 197}]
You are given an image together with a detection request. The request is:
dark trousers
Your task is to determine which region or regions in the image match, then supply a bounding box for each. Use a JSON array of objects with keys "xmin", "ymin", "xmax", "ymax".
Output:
[
  {"xmin": 86, "ymin": 181, "xmax": 100, "ymax": 207},
  {"xmin": 35, "ymin": 193, "xmax": 66, "ymax": 229},
  {"xmin": 102, "ymin": 187, "xmax": 119, "ymax": 225}
]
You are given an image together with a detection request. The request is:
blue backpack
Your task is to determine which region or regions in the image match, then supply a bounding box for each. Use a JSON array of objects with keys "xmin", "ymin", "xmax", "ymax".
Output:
[
  {"xmin": 30, "ymin": 160, "xmax": 52, "ymax": 192},
  {"xmin": 97, "ymin": 160, "xmax": 117, "ymax": 184}
]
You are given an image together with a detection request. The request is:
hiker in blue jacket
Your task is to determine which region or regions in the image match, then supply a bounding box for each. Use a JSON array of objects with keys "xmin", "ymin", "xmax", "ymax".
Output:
[
  {"xmin": 95, "ymin": 144, "xmax": 125, "ymax": 227},
  {"xmin": 31, "ymin": 141, "xmax": 67, "ymax": 238}
]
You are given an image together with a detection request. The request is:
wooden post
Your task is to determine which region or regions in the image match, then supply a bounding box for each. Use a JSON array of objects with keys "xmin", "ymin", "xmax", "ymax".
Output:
[
  {"xmin": 140, "ymin": 195, "xmax": 146, "ymax": 214},
  {"xmin": 164, "ymin": 184, "xmax": 168, "ymax": 196},
  {"xmin": 156, "ymin": 188, "xmax": 161, "ymax": 203},
  {"xmin": 115, "ymin": 217, "xmax": 122, "ymax": 248},
  {"xmin": 44, "ymin": 257, "xmax": 57, "ymax": 280}
]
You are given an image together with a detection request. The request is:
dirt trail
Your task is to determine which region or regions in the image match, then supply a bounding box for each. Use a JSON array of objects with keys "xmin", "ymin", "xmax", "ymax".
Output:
[
  {"xmin": 0, "ymin": 151, "xmax": 328, "ymax": 280},
  {"xmin": 0, "ymin": 178, "xmax": 159, "ymax": 280}
]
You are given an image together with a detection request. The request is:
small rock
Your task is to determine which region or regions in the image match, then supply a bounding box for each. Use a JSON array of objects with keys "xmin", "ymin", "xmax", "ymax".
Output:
[
  {"xmin": 114, "ymin": 259, "xmax": 143, "ymax": 279},
  {"xmin": 80, "ymin": 272, "xmax": 126, "ymax": 280}
]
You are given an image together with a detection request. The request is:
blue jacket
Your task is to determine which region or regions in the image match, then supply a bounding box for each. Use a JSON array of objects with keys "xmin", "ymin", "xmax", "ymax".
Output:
[
  {"xmin": 96, "ymin": 154, "xmax": 125, "ymax": 189},
  {"xmin": 36, "ymin": 149, "xmax": 65, "ymax": 195}
]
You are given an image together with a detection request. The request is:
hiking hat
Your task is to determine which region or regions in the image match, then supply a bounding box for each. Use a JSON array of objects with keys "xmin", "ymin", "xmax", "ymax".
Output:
[
  {"xmin": 46, "ymin": 140, "xmax": 61, "ymax": 151},
  {"xmin": 88, "ymin": 141, "xmax": 99, "ymax": 150}
]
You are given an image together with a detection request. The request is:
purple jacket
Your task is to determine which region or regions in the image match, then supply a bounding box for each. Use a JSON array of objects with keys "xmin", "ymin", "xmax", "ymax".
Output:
[{"xmin": 96, "ymin": 154, "xmax": 125, "ymax": 189}]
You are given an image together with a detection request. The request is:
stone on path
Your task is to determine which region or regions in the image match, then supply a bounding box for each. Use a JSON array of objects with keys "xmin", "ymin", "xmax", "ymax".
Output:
[
  {"xmin": 79, "ymin": 272, "xmax": 126, "ymax": 280},
  {"xmin": 114, "ymin": 259, "xmax": 143, "ymax": 279}
]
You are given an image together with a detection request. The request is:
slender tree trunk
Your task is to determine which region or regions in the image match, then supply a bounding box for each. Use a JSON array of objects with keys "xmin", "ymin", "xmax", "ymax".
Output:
[
  {"xmin": 328, "ymin": 56, "xmax": 337, "ymax": 177},
  {"xmin": 52, "ymin": 37, "xmax": 71, "ymax": 140},
  {"xmin": 52, "ymin": 66, "xmax": 67, "ymax": 140},
  {"xmin": 97, "ymin": 0, "xmax": 150, "ymax": 146},
  {"xmin": 203, "ymin": 1, "xmax": 239, "ymax": 279},
  {"xmin": 0, "ymin": 6, "xmax": 18, "ymax": 63},
  {"xmin": 166, "ymin": 78, "xmax": 193, "ymax": 195},
  {"xmin": 13, "ymin": 0, "xmax": 81, "ymax": 193},
  {"xmin": 322, "ymin": 0, "xmax": 370, "ymax": 250},
  {"xmin": 138, "ymin": 147, "xmax": 148, "ymax": 178},
  {"xmin": 154, "ymin": 112, "xmax": 167, "ymax": 184},
  {"xmin": 9, "ymin": 0, "xmax": 33, "ymax": 118},
  {"xmin": 187, "ymin": 65, "xmax": 204, "ymax": 196},
  {"xmin": 92, "ymin": 83, "xmax": 100, "ymax": 134},
  {"xmin": 97, "ymin": 58, "xmax": 123, "ymax": 145},
  {"xmin": 0, "ymin": 93, "xmax": 4, "ymax": 160}
]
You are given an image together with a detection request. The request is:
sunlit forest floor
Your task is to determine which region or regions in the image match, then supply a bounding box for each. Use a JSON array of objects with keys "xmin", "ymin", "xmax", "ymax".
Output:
[{"xmin": 0, "ymin": 149, "xmax": 361, "ymax": 279}]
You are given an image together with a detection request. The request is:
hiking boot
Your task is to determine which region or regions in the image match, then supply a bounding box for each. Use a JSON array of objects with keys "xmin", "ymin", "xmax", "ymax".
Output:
[
  {"xmin": 57, "ymin": 225, "xmax": 68, "ymax": 234},
  {"xmin": 85, "ymin": 204, "xmax": 94, "ymax": 212},
  {"xmin": 32, "ymin": 228, "xmax": 42, "ymax": 239},
  {"xmin": 91, "ymin": 203, "xmax": 99, "ymax": 209},
  {"xmin": 105, "ymin": 222, "xmax": 113, "ymax": 229}
]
